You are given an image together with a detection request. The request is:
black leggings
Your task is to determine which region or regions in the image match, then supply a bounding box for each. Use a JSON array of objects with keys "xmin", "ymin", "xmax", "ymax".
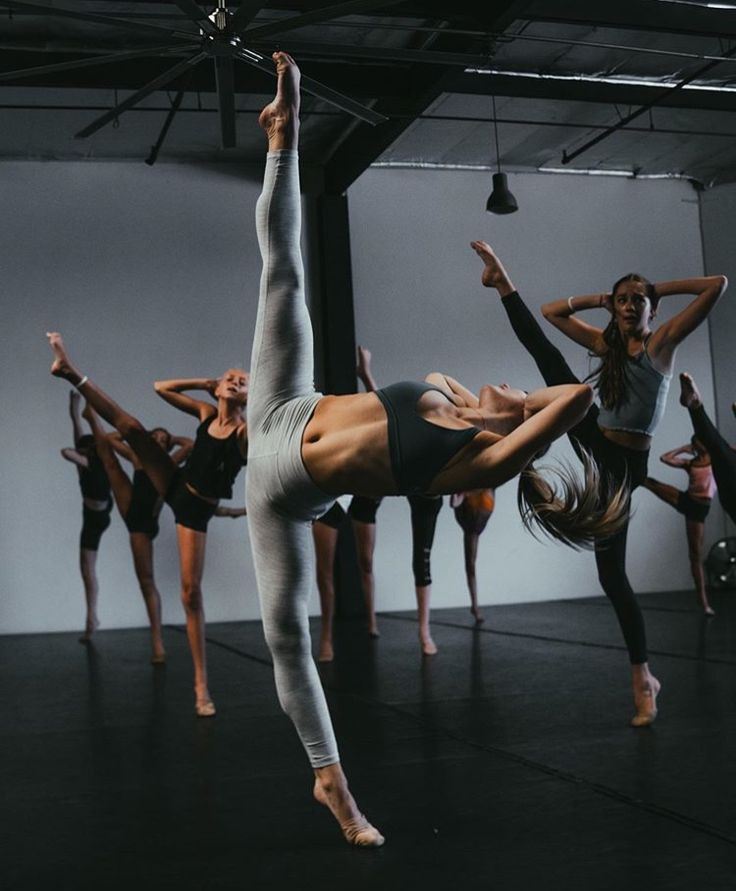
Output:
[
  {"xmin": 689, "ymin": 404, "xmax": 736, "ymax": 523},
  {"xmin": 501, "ymin": 291, "xmax": 649, "ymax": 664},
  {"xmin": 408, "ymin": 494, "xmax": 442, "ymax": 587}
]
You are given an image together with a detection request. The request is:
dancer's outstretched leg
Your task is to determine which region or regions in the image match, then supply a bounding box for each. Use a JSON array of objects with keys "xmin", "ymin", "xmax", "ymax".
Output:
[
  {"xmin": 47, "ymin": 333, "xmax": 177, "ymax": 497},
  {"xmin": 680, "ymin": 373, "xmax": 736, "ymax": 523},
  {"xmin": 248, "ymin": 53, "xmax": 382, "ymax": 847}
]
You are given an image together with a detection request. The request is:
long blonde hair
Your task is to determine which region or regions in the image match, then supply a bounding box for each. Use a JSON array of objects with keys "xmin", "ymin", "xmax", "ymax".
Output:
[{"xmin": 517, "ymin": 448, "xmax": 629, "ymax": 549}]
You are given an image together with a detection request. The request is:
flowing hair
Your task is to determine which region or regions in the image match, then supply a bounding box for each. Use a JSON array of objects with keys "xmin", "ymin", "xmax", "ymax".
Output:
[
  {"xmin": 585, "ymin": 273, "xmax": 655, "ymax": 410},
  {"xmin": 517, "ymin": 448, "xmax": 630, "ymax": 549}
]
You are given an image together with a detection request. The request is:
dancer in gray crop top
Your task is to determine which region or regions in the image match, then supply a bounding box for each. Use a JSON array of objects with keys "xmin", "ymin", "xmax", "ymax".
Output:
[{"xmin": 244, "ymin": 53, "xmax": 634, "ymax": 849}]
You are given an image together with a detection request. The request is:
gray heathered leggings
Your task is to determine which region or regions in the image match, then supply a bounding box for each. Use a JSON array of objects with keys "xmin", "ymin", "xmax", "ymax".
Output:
[{"xmin": 246, "ymin": 150, "xmax": 339, "ymax": 768}]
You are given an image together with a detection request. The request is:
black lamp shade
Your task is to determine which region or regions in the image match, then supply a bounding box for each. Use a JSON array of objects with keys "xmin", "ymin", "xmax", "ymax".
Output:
[{"xmin": 486, "ymin": 172, "xmax": 518, "ymax": 214}]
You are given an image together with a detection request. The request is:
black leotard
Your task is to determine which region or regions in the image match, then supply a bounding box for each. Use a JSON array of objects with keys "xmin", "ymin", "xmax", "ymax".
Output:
[
  {"xmin": 374, "ymin": 382, "xmax": 481, "ymax": 496},
  {"xmin": 77, "ymin": 453, "xmax": 111, "ymax": 502},
  {"xmin": 124, "ymin": 469, "xmax": 161, "ymax": 538},
  {"xmin": 183, "ymin": 416, "xmax": 246, "ymax": 499}
]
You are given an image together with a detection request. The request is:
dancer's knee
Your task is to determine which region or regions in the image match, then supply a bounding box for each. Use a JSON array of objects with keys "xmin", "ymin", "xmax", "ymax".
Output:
[
  {"xmin": 181, "ymin": 582, "xmax": 203, "ymax": 613},
  {"xmin": 118, "ymin": 414, "xmax": 146, "ymax": 440}
]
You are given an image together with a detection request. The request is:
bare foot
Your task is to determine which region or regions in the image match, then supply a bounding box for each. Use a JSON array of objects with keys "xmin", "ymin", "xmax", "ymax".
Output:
[
  {"xmin": 703, "ymin": 604, "xmax": 716, "ymax": 617},
  {"xmin": 78, "ymin": 616, "xmax": 99, "ymax": 643},
  {"xmin": 631, "ymin": 676, "xmax": 661, "ymax": 728},
  {"xmin": 258, "ymin": 51, "xmax": 300, "ymax": 150},
  {"xmin": 195, "ymin": 686, "xmax": 216, "ymax": 718},
  {"xmin": 47, "ymin": 332, "xmax": 83, "ymax": 385},
  {"xmin": 318, "ymin": 639, "xmax": 334, "ymax": 663},
  {"xmin": 368, "ymin": 621, "xmax": 380, "ymax": 639},
  {"xmin": 471, "ymin": 607, "xmax": 485, "ymax": 625},
  {"xmin": 151, "ymin": 642, "xmax": 166, "ymax": 665},
  {"xmin": 313, "ymin": 765, "xmax": 384, "ymax": 848},
  {"xmin": 679, "ymin": 373, "xmax": 702, "ymax": 410},
  {"xmin": 470, "ymin": 240, "xmax": 512, "ymax": 291},
  {"xmin": 420, "ymin": 635, "xmax": 438, "ymax": 656}
]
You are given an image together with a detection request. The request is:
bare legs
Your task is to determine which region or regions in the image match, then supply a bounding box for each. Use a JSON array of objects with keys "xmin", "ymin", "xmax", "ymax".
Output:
[
  {"xmin": 643, "ymin": 478, "xmax": 713, "ymax": 615},
  {"xmin": 351, "ymin": 519, "xmax": 380, "ymax": 637},
  {"xmin": 462, "ymin": 532, "xmax": 485, "ymax": 625},
  {"xmin": 176, "ymin": 524, "xmax": 213, "ymax": 715},
  {"xmin": 78, "ymin": 549, "xmax": 100, "ymax": 642},
  {"xmin": 84, "ymin": 405, "xmax": 167, "ymax": 659},
  {"xmin": 312, "ymin": 521, "xmax": 338, "ymax": 663}
]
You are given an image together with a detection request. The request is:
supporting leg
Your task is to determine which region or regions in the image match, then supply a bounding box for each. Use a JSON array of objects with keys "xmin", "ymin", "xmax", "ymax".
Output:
[
  {"xmin": 351, "ymin": 519, "xmax": 379, "ymax": 637},
  {"xmin": 176, "ymin": 524, "xmax": 212, "ymax": 716},
  {"xmin": 685, "ymin": 520, "xmax": 713, "ymax": 615},
  {"xmin": 463, "ymin": 532, "xmax": 484, "ymax": 624},
  {"xmin": 130, "ymin": 532, "xmax": 167, "ymax": 661},
  {"xmin": 312, "ymin": 521, "xmax": 338, "ymax": 662},
  {"xmin": 79, "ymin": 548, "xmax": 100, "ymax": 642},
  {"xmin": 409, "ymin": 495, "xmax": 442, "ymax": 656}
]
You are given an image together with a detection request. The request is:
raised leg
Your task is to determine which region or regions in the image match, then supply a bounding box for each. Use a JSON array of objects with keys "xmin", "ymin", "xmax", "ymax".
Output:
[
  {"xmin": 129, "ymin": 532, "xmax": 167, "ymax": 662},
  {"xmin": 641, "ymin": 477, "xmax": 680, "ymax": 509},
  {"xmin": 176, "ymin": 524, "xmax": 212, "ymax": 716},
  {"xmin": 680, "ymin": 373, "xmax": 736, "ymax": 523},
  {"xmin": 47, "ymin": 333, "xmax": 177, "ymax": 497}
]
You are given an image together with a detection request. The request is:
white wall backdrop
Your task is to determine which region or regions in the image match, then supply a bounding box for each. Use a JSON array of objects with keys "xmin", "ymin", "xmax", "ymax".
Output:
[
  {"xmin": 348, "ymin": 168, "xmax": 721, "ymax": 613},
  {"xmin": 1, "ymin": 161, "xmax": 268, "ymax": 634},
  {"xmin": 0, "ymin": 161, "xmax": 724, "ymax": 634}
]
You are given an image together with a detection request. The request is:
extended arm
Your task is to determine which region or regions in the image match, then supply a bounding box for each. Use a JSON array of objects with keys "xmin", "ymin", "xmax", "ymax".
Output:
[
  {"xmin": 154, "ymin": 378, "xmax": 218, "ymax": 421},
  {"xmin": 647, "ymin": 275, "xmax": 728, "ymax": 367}
]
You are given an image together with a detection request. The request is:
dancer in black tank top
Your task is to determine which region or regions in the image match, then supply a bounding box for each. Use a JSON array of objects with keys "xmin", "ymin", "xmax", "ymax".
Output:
[
  {"xmin": 60, "ymin": 391, "xmax": 113, "ymax": 643},
  {"xmin": 47, "ymin": 335, "xmax": 247, "ymax": 718},
  {"xmin": 82, "ymin": 404, "xmax": 191, "ymax": 663}
]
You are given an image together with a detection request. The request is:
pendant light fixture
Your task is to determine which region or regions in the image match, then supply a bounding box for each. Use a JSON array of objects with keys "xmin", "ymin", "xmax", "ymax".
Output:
[{"xmin": 486, "ymin": 94, "xmax": 518, "ymax": 214}]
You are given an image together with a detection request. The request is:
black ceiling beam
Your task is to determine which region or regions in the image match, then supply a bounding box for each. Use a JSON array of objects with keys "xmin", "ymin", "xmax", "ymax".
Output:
[
  {"xmin": 521, "ymin": 0, "xmax": 736, "ymax": 40},
  {"xmin": 447, "ymin": 70, "xmax": 736, "ymax": 114},
  {"xmin": 323, "ymin": 0, "xmax": 529, "ymax": 194}
]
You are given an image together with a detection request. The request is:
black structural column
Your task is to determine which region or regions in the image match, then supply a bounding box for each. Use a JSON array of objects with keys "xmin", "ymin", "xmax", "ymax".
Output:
[{"xmin": 305, "ymin": 190, "xmax": 365, "ymax": 619}]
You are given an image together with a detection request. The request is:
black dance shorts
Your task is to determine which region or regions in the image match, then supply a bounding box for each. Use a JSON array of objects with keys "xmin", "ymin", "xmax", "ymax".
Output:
[
  {"xmin": 165, "ymin": 471, "xmax": 217, "ymax": 534},
  {"xmin": 80, "ymin": 503, "xmax": 112, "ymax": 551},
  {"xmin": 347, "ymin": 495, "xmax": 383, "ymax": 525},
  {"xmin": 314, "ymin": 501, "xmax": 346, "ymax": 530},
  {"xmin": 676, "ymin": 492, "xmax": 711, "ymax": 524},
  {"xmin": 123, "ymin": 505, "xmax": 159, "ymax": 540}
]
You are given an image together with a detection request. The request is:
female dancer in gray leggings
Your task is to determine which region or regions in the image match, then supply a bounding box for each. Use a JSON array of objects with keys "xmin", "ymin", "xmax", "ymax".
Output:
[{"xmin": 245, "ymin": 53, "xmax": 630, "ymax": 847}]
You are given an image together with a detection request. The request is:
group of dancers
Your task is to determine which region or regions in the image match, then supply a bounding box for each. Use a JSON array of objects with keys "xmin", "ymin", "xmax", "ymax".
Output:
[{"xmin": 47, "ymin": 53, "xmax": 732, "ymax": 848}]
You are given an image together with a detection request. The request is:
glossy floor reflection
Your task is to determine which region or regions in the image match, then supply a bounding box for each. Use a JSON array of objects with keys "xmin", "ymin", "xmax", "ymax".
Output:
[{"xmin": 3, "ymin": 589, "xmax": 735, "ymax": 890}]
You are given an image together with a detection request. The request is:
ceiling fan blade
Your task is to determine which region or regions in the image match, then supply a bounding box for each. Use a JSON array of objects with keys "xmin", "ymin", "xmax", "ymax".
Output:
[
  {"xmin": 145, "ymin": 86, "xmax": 188, "ymax": 166},
  {"xmin": 0, "ymin": 45, "xmax": 196, "ymax": 84},
  {"xmin": 172, "ymin": 0, "xmax": 216, "ymax": 33},
  {"xmin": 215, "ymin": 55, "xmax": 237, "ymax": 148},
  {"xmin": 234, "ymin": 49, "xmax": 387, "ymax": 125},
  {"xmin": 231, "ymin": 1, "xmax": 265, "ymax": 35},
  {"xmin": 75, "ymin": 51, "xmax": 207, "ymax": 139},
  {"xmin": 254, "ymin": 39, "xmax": 491, "ymax": 69},
  {"xmin": 242, "ymin": 0, "xmax": 404, "ymax": 42},
  {"xmin": 0, "ymin": 0, "xmax": 196, "ymax": 40}
]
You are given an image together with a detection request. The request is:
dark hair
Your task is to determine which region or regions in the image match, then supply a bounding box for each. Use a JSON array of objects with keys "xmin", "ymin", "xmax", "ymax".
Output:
[
  {"xmin": 149, "ymin": 426, "xmax": 172, "ymax": 451},
  {"xmin": 517, "ymin": 448, "xmax": 630, "ymax": 549},
  {"xmin": 586, "ymin": 273, "xmax": 655, "ymax": 410}
]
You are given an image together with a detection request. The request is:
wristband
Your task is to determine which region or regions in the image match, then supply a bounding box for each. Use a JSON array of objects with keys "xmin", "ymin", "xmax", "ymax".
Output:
[
  {"xmin": 75, "ymin": 375, "xmax": 89, "ymax": 389},
  {"xmin": 567, "ymin": 296, "xmax": 575, "ymax": 313}
]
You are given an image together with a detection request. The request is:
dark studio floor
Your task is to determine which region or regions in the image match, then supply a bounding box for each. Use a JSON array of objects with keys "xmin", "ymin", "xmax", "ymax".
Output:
[{"xmin": 2, "ymin": 589, "xmax": 736, "ymax": 891}]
